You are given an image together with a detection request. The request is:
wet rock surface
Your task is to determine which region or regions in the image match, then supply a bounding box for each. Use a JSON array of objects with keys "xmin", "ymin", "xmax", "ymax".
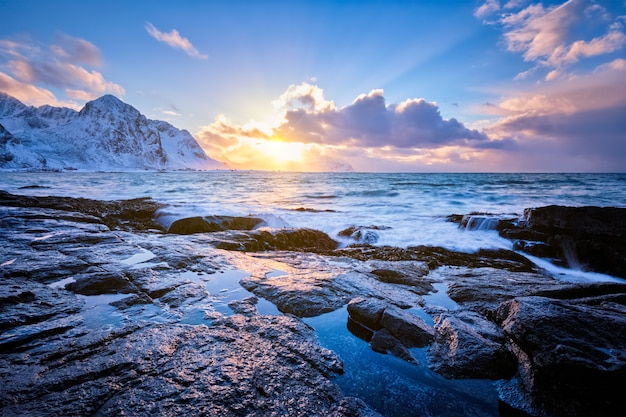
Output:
[
  {"xmin": 2, "ymin": 191, "xmax": 626, "ymax": 417},
  {"xmin": 452, "ymin": 205, "xmax": 626, "ymax": 278},
  {"xmin": 0, "ymin": 193, "xmax": 375, "ymax": 417},
  {"xmin": 168, "ymin": 215, "xmax": 265, "ymax": 234},
  {"xmin": 494, "ymin": 289, "xmax": 626, "ymax": 417},
  {"xmin": 0, "ymin": 189, "xmax": 165, "ymax": 232}
]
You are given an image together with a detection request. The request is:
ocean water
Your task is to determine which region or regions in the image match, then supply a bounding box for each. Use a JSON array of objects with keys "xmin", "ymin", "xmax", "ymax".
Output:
[{"xmin": 3, "ymin": 171, "xmax": 626, "ymax": 253}]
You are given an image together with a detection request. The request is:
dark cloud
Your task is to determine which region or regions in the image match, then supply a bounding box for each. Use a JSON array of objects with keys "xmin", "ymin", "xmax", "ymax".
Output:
[
  {"xmin": 497, "ymin": 104, "xmax": 626, "ymax": 169},
  {"xmin": 274, "ymin": 89, "xmax": 489, "ymax": 149}
]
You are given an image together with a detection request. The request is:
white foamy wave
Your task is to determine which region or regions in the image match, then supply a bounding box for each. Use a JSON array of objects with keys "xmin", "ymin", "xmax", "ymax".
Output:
[{"xmin": 522, "ymin": 254, "xmax": 625, "ymax": 283}]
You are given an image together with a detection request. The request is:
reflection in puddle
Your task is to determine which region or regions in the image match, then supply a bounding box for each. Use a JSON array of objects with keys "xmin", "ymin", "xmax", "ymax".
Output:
[
  {"xmin": 77, "ymin": 293, "xmax": 129, "ymax": 329},
  {"xmin": 305, "ymin": 308, "xmax": 500, "ymax": 417},
  {"xmin": 180, "ymin": 270, "xmax": 280, "ymax": 318},
  {"xmin": 48, "ymin": 276, "xmax": 76, "ymax": 289},
  {"xmin": 265, "ymin": 269, "xmax": 288, "ymax": 279},
  {"xmin": 406, "ymin": 282, "xmax": 459, "ymax": 326},
  {"xmin": 424, "ymin": 282, "xmax": 459, "ymax": 310},
  {"xmin": 121, "ymin": 247, "xmax": 156, "ymax": 265}
]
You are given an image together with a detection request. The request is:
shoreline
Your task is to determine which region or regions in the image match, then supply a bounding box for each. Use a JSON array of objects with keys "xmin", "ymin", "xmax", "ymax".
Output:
[{"xmin": 1, "ymin": 191, "xmax": 625, "ymax": 416}]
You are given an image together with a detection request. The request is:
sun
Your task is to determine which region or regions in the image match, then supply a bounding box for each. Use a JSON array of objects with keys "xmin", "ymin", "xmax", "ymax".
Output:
[{"xmin": 257, "ymin": 137, "xmax": 306, "ymax": 168}]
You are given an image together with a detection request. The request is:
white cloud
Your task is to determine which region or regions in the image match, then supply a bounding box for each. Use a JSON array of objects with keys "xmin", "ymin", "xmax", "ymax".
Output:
[
  {"xmin": 0, "ymin": 34, "xmax": 124, "ymax": 105},
  {"xmin": 145, "ymin": 22, "xmax": 208, "ymax": 60},
  {"xmin": 0, "ymin": 72, "xmax": 78, "ymax": 108},
  {"xmin": 474, "ymin": 0, "xmax": 501, "ymax": 19},
  {"xmin": 495, "ymin": 0, "xmax": 626, "ymax": 78}
]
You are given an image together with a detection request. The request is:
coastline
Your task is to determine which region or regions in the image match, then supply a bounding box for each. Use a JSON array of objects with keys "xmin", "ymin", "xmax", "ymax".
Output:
[{"xmin": 1, "ymin": 190, "xmax": 625, "ymax": 416}]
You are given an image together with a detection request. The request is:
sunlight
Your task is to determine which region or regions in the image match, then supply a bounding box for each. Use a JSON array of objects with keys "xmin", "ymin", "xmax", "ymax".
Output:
[{"xmin": 257, "ymin": 137, "xmax": 306, "ymax": 168}]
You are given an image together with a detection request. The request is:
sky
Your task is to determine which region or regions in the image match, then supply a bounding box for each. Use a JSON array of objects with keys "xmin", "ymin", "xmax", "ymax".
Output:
[{"xmin": 1, "ymin": 0, "xmax": 625, "ymax": 172}]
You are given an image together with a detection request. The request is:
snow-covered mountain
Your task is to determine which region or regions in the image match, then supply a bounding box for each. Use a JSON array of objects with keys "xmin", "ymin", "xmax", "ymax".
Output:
[{"xmin": 0, "ymin": 93, "xmax": 227, "ymax": 171}]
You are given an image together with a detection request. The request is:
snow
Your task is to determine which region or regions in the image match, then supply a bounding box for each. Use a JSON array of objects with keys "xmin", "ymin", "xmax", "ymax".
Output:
[{"xmin": 0, "ymin": 93, "xmax": 228, "ymax": 171}]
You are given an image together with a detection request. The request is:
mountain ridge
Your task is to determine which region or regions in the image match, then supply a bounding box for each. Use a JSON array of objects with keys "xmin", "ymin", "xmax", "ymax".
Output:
[{"xmin": 0, "ymin": 93, "xmax": 228, "ymax": 171}]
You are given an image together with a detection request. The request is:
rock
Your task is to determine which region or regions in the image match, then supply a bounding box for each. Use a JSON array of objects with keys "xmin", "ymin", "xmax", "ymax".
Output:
[
  {"xmin": 346, "ymin": 297, "xmax": 387, "ymax": 330},
  {"xmin": 227, "ymin": 296, "xmax": 258, "ymax": 315},
  {"xmin": 494, "ymin": 285, "xmax": 626, "ymax": 417},
  {"xmin": 110, "ymin": 293, "xmax": 153, "ymax": 309},
  {"xmin": 168, "ymin": 215, "xmax": 265, "ymax": 234},
  {"xmin": 370, "ymin": 328, "xmax": 418, "ymax": 364},
  {"xmin": 338, "ymin": 244, "xmax": 536, "ymax": 272},
  {"xmin": 346, "ymin": 297, "xmax": 433, "ymax": 362},
  {"xmin": 0, "ymin": 190, "xmax": 165, "ymax": 232},
  {"xmin": 427, "ymin": 311, "xmax": 517, "ymax": 380},
  {"xmin": 338, "ymin": 226, "xmax": 389, "ymax": 244},
  {"xmin": 1, "ymin": 315, "xmax": 372, "ymax": 416},
  {"xmin": 206, "ymin": 228, "xmax": 339, "ymax": 253},
  {"xmin": 246, "ymin": 228, "xmax": 339, "ymax": 252},
  {"xmin": 380, "ymin": 305, "xmax": 434, "ymax": 348},
  {"xmin": 65, "ymin": 272, "xmax": 138, "ymax": 295},
  {"xmin": 443, "ymin": 267, "xmax": 567, "ymax": 315},
  {"xmin": 499, "ymin": 205, "xmax": 626, "ymax": 278},
  {"xmin": 236, "ymin": 252, "xmax": 425, "ymax": 319},
  {"xmin": 525, "ymin": 205, "xmax": 626, "ymax": 237},
  {"xmin": 0, "ymin": 199, "xmax": 377, "ymax": 416}
]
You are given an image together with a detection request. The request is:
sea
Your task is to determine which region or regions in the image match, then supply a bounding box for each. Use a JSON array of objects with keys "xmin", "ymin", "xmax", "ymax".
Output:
[
  {"xmin": 3, "ymin": 171, "xmax": 626, "ymax": 416},
  {"xmin": 3, "ymin": 171, "xmax": 626, "ymax": 281}
]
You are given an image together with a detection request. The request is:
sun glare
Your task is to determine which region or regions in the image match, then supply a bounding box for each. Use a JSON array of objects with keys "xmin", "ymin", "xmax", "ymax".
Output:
[{"xmin": 259, "ymin": 137, "xmax": 305, "ymax": 168}]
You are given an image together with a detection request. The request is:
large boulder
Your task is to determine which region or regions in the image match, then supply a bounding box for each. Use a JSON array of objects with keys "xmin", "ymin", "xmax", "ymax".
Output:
[
  {"xmin": 500, "ymin": 205, "xmax": 626, "ymax": 278},
  {"xmin": 380, "ymin": 305, "xmax": 434, "ymax": 348},
  {"xmin": 168, "ymin": 215, "xmax": 265, "ymax": 234},
  {"xmin": 427, "ymin": 311, "xmax": 517, "ymax": 380},
  {"xmin": 346, "ymin": 297, "xmax": 386, "ymax": 330},
  {"xmin": 494, "ymin": 284, "xmax": 626, "ymax": 417},
  {"xmin": 346, "ymin": 297, "xmax": 434, "ymax": 362}
]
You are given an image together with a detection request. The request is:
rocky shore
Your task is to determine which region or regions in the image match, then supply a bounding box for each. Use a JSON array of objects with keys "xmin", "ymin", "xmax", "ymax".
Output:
[{"xmin": 1, "ymin": 190, "xmax": 625, "ymax": 416}]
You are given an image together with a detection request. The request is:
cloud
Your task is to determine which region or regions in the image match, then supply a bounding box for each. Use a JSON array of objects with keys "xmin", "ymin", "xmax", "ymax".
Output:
[
  {"xmin": 474, "ymin": 0, "xmax": 501, "ymax": 20},
  {"xmin": 272, "ymin": 85, "xmax": 489, "ymax": 149},
  {"xmin": 492, "ymin": 0, "xmax": 626, "ymax": 78},
  {"xmin": 50, "ymin": 33, "xmax": 101, "ymax": 66},
  {"xmin": 0, "ymin": 33, "xmax": 124, "ymax": 105},
  {"xmin": 484, "ymin": 59, "xmax": 626, "ymax": 171},
  {"xmin": 145, "ymin": 22, "xmax": 208, "ymax": 60},
  {"xmin": 195, "ymin": 83, "xmax": 506, "ymax": 172},
  {"xmin": 0, "ymin": 72, "xmax": 76, "ymax": 108}
]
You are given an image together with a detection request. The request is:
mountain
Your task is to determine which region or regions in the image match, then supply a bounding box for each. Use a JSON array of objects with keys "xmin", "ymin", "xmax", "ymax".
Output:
[{"xmin": 0, "ymin": 92, "xmax": 227, "ymax": 171}]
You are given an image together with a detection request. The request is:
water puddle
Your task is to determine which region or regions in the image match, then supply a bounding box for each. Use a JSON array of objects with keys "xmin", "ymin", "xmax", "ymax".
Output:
[
  {"xmin": 405, "ymin": 282, "xmax": 459, "ymax": 326},
  {"xmin": 304, "ymin": 307, "xmax": 500, "ymax": 417},
  {"xmin": 77, "ymin": 293, "xmax": 130, "ymax": 329},
  {"xmin": 424, "ymin": 282, "xmax": 459, "ymax": 310},
  {"xmin": 265, "ymin": 269, "xmax": 288, "ymax": 279},
  {"xmin": 48, "ymin": 276, "xmax": 76, "ymax": 289},
  {"xmin": 120, "ymin": 247, "xmax": 156, "ymax": 266},
  {"xmin": 179, "ymin": 270, "xmax": 280, "ymax": 318}
]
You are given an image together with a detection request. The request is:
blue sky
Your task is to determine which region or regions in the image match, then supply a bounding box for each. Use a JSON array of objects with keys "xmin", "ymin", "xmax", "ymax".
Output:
[{"xmin": 1, "ymin": 0, "xmax": 625, "ymax": 171}]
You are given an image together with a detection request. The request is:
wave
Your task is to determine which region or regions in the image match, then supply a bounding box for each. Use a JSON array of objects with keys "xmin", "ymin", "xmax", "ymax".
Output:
[
  {"xmin": 302, "ymin": 194, "xmax": 338, "ymax": 199},
  {"xmin": 345, "ymin": 190, "xmax": 400, "ymax": 197}
]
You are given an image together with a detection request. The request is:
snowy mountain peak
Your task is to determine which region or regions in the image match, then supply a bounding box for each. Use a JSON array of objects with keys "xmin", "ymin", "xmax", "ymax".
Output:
[
  {"xmin": 0, "ymin": 93, "xmax": 228, "ymax": 171},
  {"xmin": 79, "ymin": 94, "xmax": 140, "ymax": 119},
  {"xmin": 0, "ymin": 92, "xmax": 28, "ymax": 117}
]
